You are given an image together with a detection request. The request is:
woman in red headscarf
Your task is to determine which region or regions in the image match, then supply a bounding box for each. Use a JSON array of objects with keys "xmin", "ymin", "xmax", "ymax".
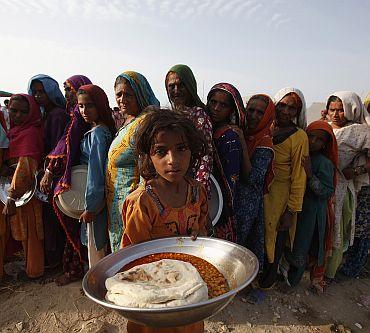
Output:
[
  {"xmin": 2, "ymin": 94, "xmax": 45, "ymax": 278},
  {"xmin": 286, "ymin": 121, "xmax": 338, "ymax": 292},
  {"xmin": 236, "ymin": 94, "xmax": 275, "ymax": 270}
]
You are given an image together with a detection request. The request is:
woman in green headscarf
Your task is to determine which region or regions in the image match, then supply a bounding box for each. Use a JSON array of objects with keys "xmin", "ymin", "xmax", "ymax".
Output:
[{"xmin": 165, "ymin": 64, "xmax": 213, "ymax": 197}]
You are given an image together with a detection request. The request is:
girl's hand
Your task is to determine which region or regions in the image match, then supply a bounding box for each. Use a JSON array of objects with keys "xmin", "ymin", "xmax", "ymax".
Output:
[
  {"xmin": 2, "ymin": 199, "xmax": 16, "ymax": 216},
  {"xmin": 302, "ymin": 156, "xmax": 312, "ymax": 178},
  {"xmin": 40, "ymin": 172, "xmax": 53, "ymax": 194},
  {"xmin": 79, "ymin": 210, "xmax": 95, "ymax": 223},
  {"xmin": 277, "ymin": 209, "xmax": 296, "ymax": 231}
]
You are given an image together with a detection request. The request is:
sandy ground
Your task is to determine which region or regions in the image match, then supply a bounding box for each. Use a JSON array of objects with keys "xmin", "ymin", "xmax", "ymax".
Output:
[{"xmin": 0, "ymin": 265, "xmax": 369, "ymax": 333}]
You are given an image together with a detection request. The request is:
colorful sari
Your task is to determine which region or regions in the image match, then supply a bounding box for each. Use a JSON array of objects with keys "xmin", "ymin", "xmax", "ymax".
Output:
[
  {"xmin": 46, "ymin": 75, "xmax": 92, "ymax": 268},
  {"xmin": 106, "ymin": 71, "xmax": 160, "ymax": 252}
]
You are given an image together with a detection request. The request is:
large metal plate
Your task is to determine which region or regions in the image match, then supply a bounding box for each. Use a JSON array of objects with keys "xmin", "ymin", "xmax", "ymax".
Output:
[
  {"xmin": 209, "ymin": 174, "xmax": 223, "ymax": 226},
  {"xmin": 0, "ymin": 175, "xmax": 35, "ymax": 207},
  {"xmin": 83, "ymin": 237, "xmax": 259, "ymax": 327}
]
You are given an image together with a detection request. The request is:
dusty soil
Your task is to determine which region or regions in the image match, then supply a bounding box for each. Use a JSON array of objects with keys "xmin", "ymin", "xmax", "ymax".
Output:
[{"xmin": 0, "ymin": 266, "xmax": 369, "ymax": 333}]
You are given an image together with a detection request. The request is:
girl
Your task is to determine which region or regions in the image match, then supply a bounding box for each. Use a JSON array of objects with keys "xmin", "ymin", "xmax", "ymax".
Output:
[
  {"xmin": 120, "ymin": 109, "xmax": 208, "ymax": 333},
  {"xmin": 260, "ymin": 87, "xmax": 309, "ymax": 289},
  {"xmin": 2, "ymin": 94, "xmax": 44, "ymax": 279},
  {"xmin": 287, "ymin": 121, "xmax": 338, "ymax": 292},
  {"xmin": 77, "ymin": 85, "xmax": 115, "ymax": 268},
  {"xmin": 206, "ymin": 82, "xmax": 249, "ymax": 242}
]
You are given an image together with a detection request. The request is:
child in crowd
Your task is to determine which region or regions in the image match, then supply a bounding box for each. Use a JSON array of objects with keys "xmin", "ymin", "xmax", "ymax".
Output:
[
  {"xmin": 286, "ymin": 121, "xmax": 338, "ymax": 292},
  {"xmin": 77, "ymin": 85, "xmax": 115, "ymax": 268},
  {"xmin": 120, "ymin": 109, "xmax": 208, "ymax": 333}
]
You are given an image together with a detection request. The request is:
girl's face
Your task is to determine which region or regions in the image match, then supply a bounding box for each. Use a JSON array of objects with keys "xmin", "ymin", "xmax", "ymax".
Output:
[
  {"xmin": 307, "ymin": 129, "xmax": 329, "ymax": 153},
  {"xmin": 150, "ymin": 130, "xmax": 191, "ymax": 184},
  {"xmin": 166, "ymin": 72, "xmax": 193, "ymax": 108},
  {"xmin": 114, "ymin": 81, "xmax": 141, "ymax": 117},
  {"xmin": 208, "ymin": 91, "xmax": 234, "ymax": 125},
  {"xmin": 9, "ymin": 99, "xmax": 29, "ymax": 126},
  {"xmin": 246, "ymin": 98, "xmax": 267, "ymax": 130},
  {"xmin": 275, "ymin": 95, "xmax": 299, "ymax": 126},
  {"xmin": 78, "ymin": 93, "xmax": 99, "ymax": 125},
  {"xmin": 30, "ymin": 81, "xmax": 51, "ymax": 107},
  {"xmin": 64, "ymin": 81, "xmax": 76, "ymax": 106},
  {"xmin": 327, "ymin": 101, "xmax": 347, "ymax": 127}
]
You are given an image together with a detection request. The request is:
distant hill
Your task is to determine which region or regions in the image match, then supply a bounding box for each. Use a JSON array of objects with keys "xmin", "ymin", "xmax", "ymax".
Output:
[{"xmin": 307, "ymin": 102, "xmax": 326, "ymax": 124}]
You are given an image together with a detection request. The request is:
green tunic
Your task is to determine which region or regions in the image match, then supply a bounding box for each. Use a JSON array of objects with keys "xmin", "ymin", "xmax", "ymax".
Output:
[{"xmin": 286, "ymin": 153, "xmax": 335, "ymax": 286}]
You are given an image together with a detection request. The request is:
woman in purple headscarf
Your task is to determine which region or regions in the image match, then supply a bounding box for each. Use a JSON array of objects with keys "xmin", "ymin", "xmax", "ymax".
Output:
[{"xmin": 39, "ymin": 75, "xmax": 92, "ymax": 284}]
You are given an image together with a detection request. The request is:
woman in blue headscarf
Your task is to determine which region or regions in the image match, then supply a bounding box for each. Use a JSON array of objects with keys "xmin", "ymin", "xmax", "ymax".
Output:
[
  {"xmin": 28, "ymin": 74, "xmax": 69, "ymax": 270},
  {"xmin": 106, "ymin": 71, "xmax": 160, "ymax": 252},
  {"xmin": 28, "ymin": 74, "xmax": 68, "ymax": 156}
]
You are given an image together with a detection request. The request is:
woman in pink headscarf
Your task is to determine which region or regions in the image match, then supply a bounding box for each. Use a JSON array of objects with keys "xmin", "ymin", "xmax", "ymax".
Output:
[{"xmin": 2, "ymin": 94, "xmax": 44, "ymax": 278}]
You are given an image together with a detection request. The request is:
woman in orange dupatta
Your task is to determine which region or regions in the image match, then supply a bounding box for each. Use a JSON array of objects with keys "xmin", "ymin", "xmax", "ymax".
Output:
[
  {"xmin": 236, "ymin": 94, "xmax": 275, "ymax": 269},
  {"xmin": 2, "ymin": 94, "xmax": 44, "ymax": 278}
]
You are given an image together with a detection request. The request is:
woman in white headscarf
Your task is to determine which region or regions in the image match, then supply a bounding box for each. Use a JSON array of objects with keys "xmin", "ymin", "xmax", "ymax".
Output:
[
  {"xmin": 260, "ymin": 87, "xmax": 309, "ymax": 289},
  {"xmin": 325, "ymin": 91, "xmax": 370, "ymax": 280}
]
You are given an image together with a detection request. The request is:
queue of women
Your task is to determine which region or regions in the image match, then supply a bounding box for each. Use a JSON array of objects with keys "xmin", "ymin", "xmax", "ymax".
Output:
[{"xmin": 0, "ymin": 65, "xmax": 369, "ymax": 298}]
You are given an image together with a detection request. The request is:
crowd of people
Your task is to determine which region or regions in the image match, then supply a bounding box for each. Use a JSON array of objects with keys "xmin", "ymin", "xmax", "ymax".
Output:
[{"xmin": 0, "ymin": 65, "xmax": 369, "ymax": 332}]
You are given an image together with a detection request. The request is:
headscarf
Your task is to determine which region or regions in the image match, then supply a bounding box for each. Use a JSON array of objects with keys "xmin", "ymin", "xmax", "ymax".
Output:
[
  {"xmin": 50, "ymin": 75, "xmax": 92, "ymax": 197},
  {"xmin": 165, "ymin": 64, "xmax": 205, "ymax": 109},
  {"xmin": 306, "ymin": 121, "xmax": 338, "ymax": 185},
  {"xmin": 245, "ymin": 94, "xmax": 275, "ymax": 155},
  {"xmin": 8, "ymin": 94, "xmax": 44, "ymax": 163},
  {"xmin": 306, "ymin": 120, "xmax": 338, "ymax": 258},
  {"xmin": 274, "ymin": 87, "xmax": 307, "ymax": 129},
  {"xmin": 246, "ymin": 94, "xmax": 275, "ymax": 193},
  {"xmin": 65, "ymin": 75, "xmax": 92, "ymax": 110},
  {"xmin": 327, "ymin": 91, "xmax": 370, "ymax": 125},
  {"xmin": 78, "ymin": 84, "xmax": 116, "ymax": 136},
  {"xmin": 116, "ymin": 71, "xmax": 160, "ymax": 111},
  {"xmin": 206, "ymin": 82, "xmax": 246, "ymax": 128},
  {"xmin": 27, "ymin": 74, "xmax": 66, "ymax": 109}
]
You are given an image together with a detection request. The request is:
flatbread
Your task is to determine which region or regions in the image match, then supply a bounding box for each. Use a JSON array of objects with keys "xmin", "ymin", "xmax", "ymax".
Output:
[{"xmin": 105, "ymin": 259, "xmax": 208, "ymax": 308}]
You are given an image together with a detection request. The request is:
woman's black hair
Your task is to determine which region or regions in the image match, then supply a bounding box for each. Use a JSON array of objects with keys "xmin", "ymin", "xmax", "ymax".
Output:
[
  {"xmin": 134, "ymin": 108, "xmax": 207, "ymax": 181},
  {"xmin": 326, "ymin": 95, "xmax": 342, "ymax": 111}
]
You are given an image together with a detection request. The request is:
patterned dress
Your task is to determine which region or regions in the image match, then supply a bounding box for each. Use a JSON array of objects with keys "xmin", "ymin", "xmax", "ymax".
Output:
[
  {"xmin": 184, "ymin": 106, "xmax": 213, "ymax": 197},
  {"xmin": 105, "ymin": 114, "xmax": 147, "ymax": 252}
]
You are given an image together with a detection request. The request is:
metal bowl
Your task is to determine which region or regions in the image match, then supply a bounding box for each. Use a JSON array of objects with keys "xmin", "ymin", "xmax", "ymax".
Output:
[{"xmin": 82, "ymin": 237, "xmax": 259, "ymax": 327}]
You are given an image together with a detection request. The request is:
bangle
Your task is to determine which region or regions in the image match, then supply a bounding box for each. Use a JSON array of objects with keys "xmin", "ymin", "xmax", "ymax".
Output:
[
  {"xmin": 353, "ymin": 165, "xmax": 367, "ymax": 176},
  {"xmin": 7, "ymin": 196, "xmax": 16, "ymax": 202}
]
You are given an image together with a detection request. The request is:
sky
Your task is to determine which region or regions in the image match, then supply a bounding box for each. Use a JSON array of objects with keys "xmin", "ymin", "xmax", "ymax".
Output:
[{"xmin": 0, "ymin": 0, "xmax": 369, "ymax": 108}]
